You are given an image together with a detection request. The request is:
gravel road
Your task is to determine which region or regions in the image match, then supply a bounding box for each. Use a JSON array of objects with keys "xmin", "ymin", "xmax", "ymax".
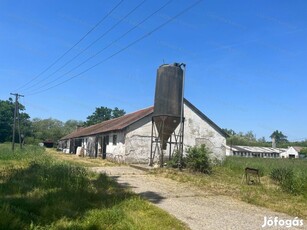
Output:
[{"xmin": 91, "ymin": 166, "xmax": 306, "ymax": 230}]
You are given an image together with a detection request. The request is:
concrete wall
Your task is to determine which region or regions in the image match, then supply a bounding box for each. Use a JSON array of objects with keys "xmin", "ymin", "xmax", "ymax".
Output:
[
  {"xmin": 124, "ymin": 115, "xmax": 152, "ymax": 164},
  {"xmin": 105, "ymin": 131, "xmax": 126, "ymax": 162},
  {"xmin": 181, "ymin": 103, "xmax": 226, "ymax": 161}
]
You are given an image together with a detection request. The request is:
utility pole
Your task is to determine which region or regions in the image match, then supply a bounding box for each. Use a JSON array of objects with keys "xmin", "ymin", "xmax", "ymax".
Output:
[{"xmin": 10, "ymin": 93, "xmax": 24, "ymax": 151}]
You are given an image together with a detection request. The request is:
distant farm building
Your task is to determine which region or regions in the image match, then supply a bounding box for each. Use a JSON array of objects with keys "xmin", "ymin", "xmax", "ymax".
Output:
[
  {"xmin": 226, "ymin": 145, "xmax": 301, "ymax": 159},
  {"xmin": 42, "ymin": 140, "xmax": 54, "ymax": 148},
  {"xmin": 281, "ymin": 146, "xmax": 302, "ymax": 159},
  {"xmin": 59, "ymin": 99, "xmax": 227, "ymax": 164}
]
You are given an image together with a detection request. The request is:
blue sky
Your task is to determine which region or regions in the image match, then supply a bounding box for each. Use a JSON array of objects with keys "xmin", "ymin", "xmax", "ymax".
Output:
[{"xmin": 1, "ymin": 0, "xmax": 306, "ymax": 141}]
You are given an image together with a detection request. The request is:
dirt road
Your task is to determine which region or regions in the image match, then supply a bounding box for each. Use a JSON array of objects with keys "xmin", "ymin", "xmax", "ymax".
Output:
[{"xmin": 91, "ymin": 166, "xmax": 306, "ymax": 230}]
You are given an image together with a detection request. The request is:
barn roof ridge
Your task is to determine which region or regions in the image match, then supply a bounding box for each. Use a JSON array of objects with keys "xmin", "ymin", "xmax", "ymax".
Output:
[
  {"xmin": 60, "ymin": 106, "xmax": 154, "ymax": 140},
  {"xmin": 60, "ymin": 99, "xmax": 226, "ymax": 140}
]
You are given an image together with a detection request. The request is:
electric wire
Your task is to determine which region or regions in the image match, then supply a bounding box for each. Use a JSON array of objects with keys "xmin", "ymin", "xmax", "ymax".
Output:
[
  {"xmin": 21, "ymin": 0, "xmax": 146, "ymax": 93},
  {"xmin": 26, "ymin": 0, "xmax": 202, "ymax": 96},
  {"xmin": 16, "ymin": 0, "xmax": 124, "ymax": 91},
  {"xmin": 24, "ymin": 0, "xmax": 172, "ymax": 94}
]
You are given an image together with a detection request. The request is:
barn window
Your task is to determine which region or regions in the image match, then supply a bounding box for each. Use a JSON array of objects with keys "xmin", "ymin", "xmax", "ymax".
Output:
[
  {"xmin": 105, "ymin": 135, "xmax": 109, "ymax": 145},
  {"xmin": 113, "ymin": 135, "xmax": 117, "ymax": 145}
]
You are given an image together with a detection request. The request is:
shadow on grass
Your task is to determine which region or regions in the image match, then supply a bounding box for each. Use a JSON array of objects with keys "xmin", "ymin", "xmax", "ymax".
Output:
[
  {"xmin": 138, "ymin": 191, "xmax": 165, "ymax": 204},
  {"xmin": 0, "ymin": 161, "xmax": 135, "ymax": 229}
]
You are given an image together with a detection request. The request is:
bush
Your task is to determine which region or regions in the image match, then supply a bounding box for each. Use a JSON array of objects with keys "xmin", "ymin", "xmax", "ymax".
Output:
[
  {"xmin": 270, "ymin": 167, "xmax": 306, "ymax": 195},
  {"xmin": 166, "ymin": 151, "xmax": 186, "ymax": 169},
  {"xmin": 299, "ymin": 148, "xmax": 307, "ymax": 157},
  {"xmin": 270, "ymin": 168, "xmax": 293, "ymax": 183},
  {"xmin": 185, "ymin": 145, "xmax": 212, "ymax": 174}
]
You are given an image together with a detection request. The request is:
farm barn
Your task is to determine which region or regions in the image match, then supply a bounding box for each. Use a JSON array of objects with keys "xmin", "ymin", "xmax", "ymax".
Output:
[
  {"xmin": 59, "ymin": 98, "xmax": 227, "ymax": 164},
  {"xmin": 226, "ymin": 145, "xmax": 302, "ymax": 159}
]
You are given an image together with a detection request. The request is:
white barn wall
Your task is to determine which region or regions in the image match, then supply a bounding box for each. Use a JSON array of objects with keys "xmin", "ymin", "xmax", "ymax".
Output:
[
  {"xmin": 124, "ymin": 115, "xmax": 152, "ymax": 163},
  {"xmin": 105, "ymin": 131, "xmax": 126, "ymax": 162},
  {"xmin": 181, "ymin": 103, "xmax": 226, "ymax": 161}
]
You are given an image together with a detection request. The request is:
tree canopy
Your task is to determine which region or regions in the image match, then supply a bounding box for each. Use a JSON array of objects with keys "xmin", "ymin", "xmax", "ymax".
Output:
[
  {"xmin": 270, "ymin": 130, "xmax": 288, "ymax": 143},
  {"xmin": 0, "ymin": 98, "xmax": 126, "ymax": 144},
  {"xmin": 85, "ymin": 106, "xmax": 125, "ymax": 126},
  {"xmin": 0, "ymin": 98, "xmax": 30, "ymax": 143},
  {"xmin": 299, "ymin": 148, "xmax": 307, "ymax": 157},
  {"xmin": 29, "ymin": 118, "xmax": 84, "ymax": 143}
]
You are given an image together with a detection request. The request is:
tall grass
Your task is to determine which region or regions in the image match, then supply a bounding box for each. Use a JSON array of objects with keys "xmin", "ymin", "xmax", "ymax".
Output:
[
  {"xmin": 0, "ymin": 144, "xmax": 187, "ymax": 230},
  {"xmin": 223, "ymin": 157, "xmax": 307, "ymax": 195},
  {"xmin": 223, "ymin": 157, "xmax": 306, "ymax": 175}
]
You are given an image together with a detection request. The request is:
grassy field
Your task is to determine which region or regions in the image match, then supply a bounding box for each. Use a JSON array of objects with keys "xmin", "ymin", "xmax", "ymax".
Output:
[
  {"xmin": 152, "ymin": 157, "xmax": 307, "ymax": 219},
  {"xmin": 0, "ymin": 144, "xmax": 188, "ymax": 230}
]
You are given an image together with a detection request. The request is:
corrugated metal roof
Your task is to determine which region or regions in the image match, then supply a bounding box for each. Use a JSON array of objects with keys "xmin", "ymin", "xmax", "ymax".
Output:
[
  {"xmin": 60, "ymin": 98, "xmax": 227, "ymax": 140},
  {"xmin": 60, "ymin": 106, "xmax": 154, "ymax": 140},
  {"xmin": 230, "ymin": 145, "xmax": 286, "ymax": 153}
]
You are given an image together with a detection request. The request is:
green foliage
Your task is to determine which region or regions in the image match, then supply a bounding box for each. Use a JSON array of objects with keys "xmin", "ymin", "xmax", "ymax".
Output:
[
  {"xmin": 112, "ymin": 107, "xmax": 126, "ymax": 119},
  {"xmin": 185, "ymin": 145, "xmax": 212, "ymax": 174},
  {"xmin": 222, "ymin": 128, "xmax": 236, "ymax": 136},
  {"xmin": 63, "ymin": 119, "xmax": 84, "ymax": 134},
  {"xmin": 270, "ymin": 168, "xmax": 294, "ymax": 184},
  {"xmin": 31, "ymin": 118, "xmax": 64, "ymax": 142},
  {"xmin": 30, "ymin": 118, "xmax": 84, "ymax": 143},
  {"xmin": 226, "ymin": 130, "xmax": 271, "ymax": 147},
  {"xmin": 85, "ymin": 106, "xmax": 126, "ymax": 126},
  {"xmin": 167, "ymin": 151, "xmax": 186, "ymax": 168},
  {"xmin": 224, "ymin": 128, "xmax": 306, "ymax": 148},
  {"xmin": 270, "ymin": 167, "xmax": 306, "ymax": 195},
  {"xmin": 223, "ymin": 156, "xmax": 307, "ymax": 196},
  {"xmin": 299, "ymin": 147, "xmax": 307, "ymax": 157},
  {"xmin": 0, "ymin": 144, "xmax": 186, "ymax": 230},
  {"xmin": 0, "ymin": 98, "xmax": 30, "ymax": 143},
  {"xmin": 270, "ymin": 130, "xmax": 288, "ymax": 143}
]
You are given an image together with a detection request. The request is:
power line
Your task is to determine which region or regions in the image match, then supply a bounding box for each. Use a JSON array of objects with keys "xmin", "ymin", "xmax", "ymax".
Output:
[
  {"xmin": 24, "ymin": 0, "xmax": 172, "ymax": 94},
  {"xmin": 22, "ymin": 0, "xmax": 146, "ymax": 93},
  {"xmin": 16, "ymin": 0, "xmax": 124, "ymax": 91},
  {"xmin": 26, "ymin": 0, "xmax": 202, "ymax": 96}
]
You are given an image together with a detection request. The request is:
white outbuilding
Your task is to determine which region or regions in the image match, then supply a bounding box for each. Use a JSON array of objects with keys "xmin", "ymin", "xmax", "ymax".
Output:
[{"xmin": 280, "ymin": 146, "xmax": 301, "ymax": 159}]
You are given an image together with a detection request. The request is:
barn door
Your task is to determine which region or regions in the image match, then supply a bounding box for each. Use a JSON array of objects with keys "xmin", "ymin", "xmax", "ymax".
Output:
[{"xmin": 102, "ymin": 135, "xmax": 108, "ymax": 159}]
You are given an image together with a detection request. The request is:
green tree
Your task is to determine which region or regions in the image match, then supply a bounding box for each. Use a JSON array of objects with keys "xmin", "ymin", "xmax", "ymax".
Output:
[
  {"xmin": 112, "ymin": 107, "xmax": 126, "ymax": 118},
  {"xmin": 85, "ymin": 106, "xmax": 126, "ymax": 126},
  {"xmin": 63, "ymin": 120, "xmax": 84, "ymax": 134},
  {"xmin": 222, "ymin": 128, "xmax": 236, "ymax": 136},
  {"xmin": 257, "ymin": 136, "xmax": 266, "ymax": 143},
  {"xmin": 226, "ymin": 129, "xmax": 266, "ymax": 147},
  {"xmin": 0, "ymin": 98, "xmax": 30, "ymax": 143},
  {"xmin": 31, "ymin": 118, "xmax": 65, "ymax": 142},
  {"xmin": 299, "ymin": 148, "xmax": 307, "ymax": 157},
  {"xmin": 270, "ymin": 130, "xmax": 288, "ymax": 143}
]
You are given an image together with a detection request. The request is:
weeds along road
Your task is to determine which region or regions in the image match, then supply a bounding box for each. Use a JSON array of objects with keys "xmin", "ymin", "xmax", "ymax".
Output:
[{"xmin": 91, "ymin": 166, "xmax": 306, "ymax": 230}]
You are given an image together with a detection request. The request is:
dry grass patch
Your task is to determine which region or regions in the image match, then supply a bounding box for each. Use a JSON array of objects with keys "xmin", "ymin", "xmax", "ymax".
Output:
[{"xmin": 46, "ymin": 148, "xmax": 117, "ymax": 167}]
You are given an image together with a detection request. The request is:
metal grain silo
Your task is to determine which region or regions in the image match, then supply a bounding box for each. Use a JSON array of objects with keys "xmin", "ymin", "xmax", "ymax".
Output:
[{"xmin": 153, "ymin": 63, "xmax": 184, "ymax": 150}]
